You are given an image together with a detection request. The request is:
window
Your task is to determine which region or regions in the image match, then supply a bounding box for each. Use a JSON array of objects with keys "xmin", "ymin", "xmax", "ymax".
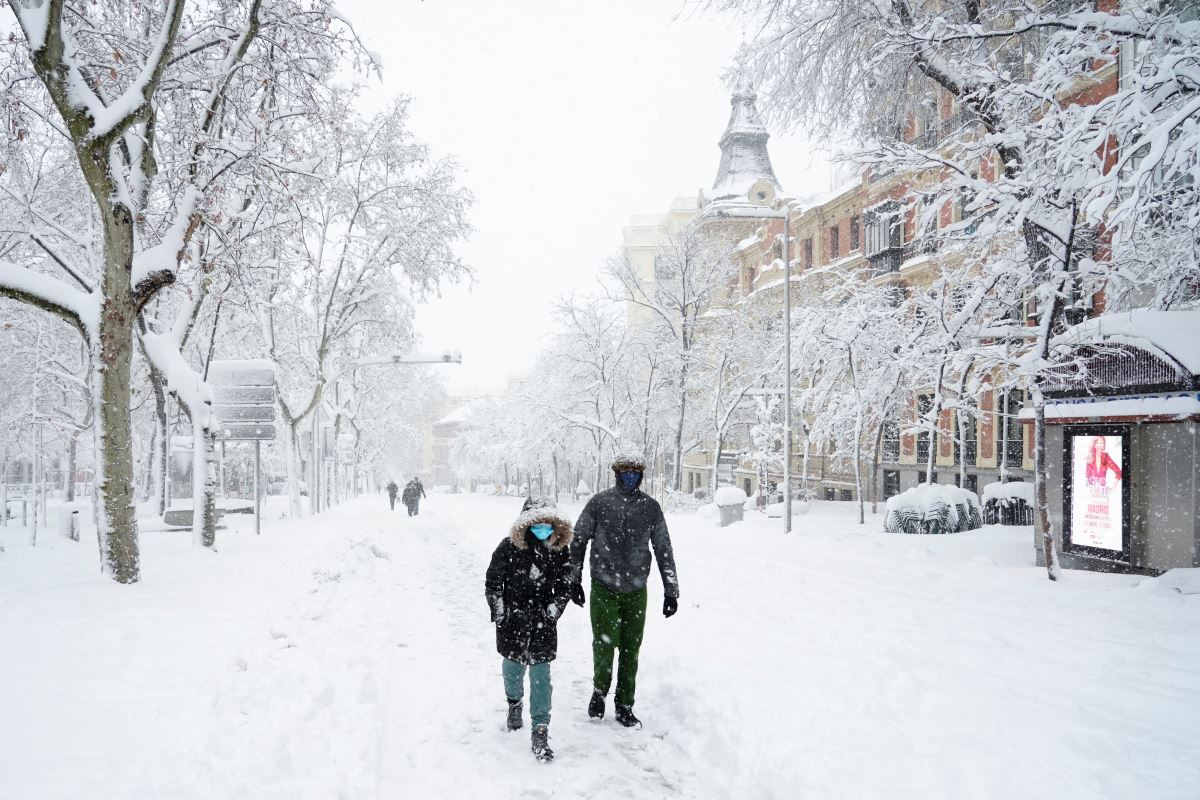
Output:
[
  {"xmin": 964, "ymin": 474, "xmax": 978, "ymax": 494},
  {"xmin": 1000, "ymin": 391, "xmax": 1025, "ymax": 468},
  {"xmin": 918, "ymin": 470, "xmax": 938, "ymax": 485},
  {"xmin": 865, "ymin": 203, "xmax": 901, "ymax": 257},
  {"xmin": 916, "ymin": 394, "xmax": 934, "ymax": 464},
  {"xmin": 881, "ymin": 420, "xmax": 900, "ymax": 462},
  {"xmin": 802, "ymin": 238, "xmax": 813, "ymax": 269},
  {"xmin": 850, "ymin": 215, "xmax": 860, "ymax": 250},
  {"xmin": 839, "ymin": 488, "xmax": 853, "ymax": 502},
  {"xmin": 956, "ymin": 412, "xmax": 977, "ymax": 466},
  {"xmin": 883, "ymin": 470, "xmax": 900, "ymax": 499},
  {"xmin": 828, "ymin": 226, "xmax": 840, "ymax": 261},
  {"xmin": 743, "ymin": 478, "xmax": 752, "ymax": 496},
  {"xmin": 824, "ymin": 487, "xmax": 836, "ymax": 501}
]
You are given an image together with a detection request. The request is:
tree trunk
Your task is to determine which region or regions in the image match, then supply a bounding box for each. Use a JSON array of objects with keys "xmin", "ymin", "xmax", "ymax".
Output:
[
  {"xmin": 1, "ymin": 458, "xmax": 8, "ymax": 530},
  {"xmin": 64, "ymin": 432, "xmax": 78, "ymax": 502},
  {"xmin": 710, "ymin": 434, "xmax": 724, "ymax": 497},
  {"xmin": 191, "ymin": 417, "xmax": 218, "ymax": 548},
  {"xmin": 31, "ymin": 425, "xmax": 43, "ymax": 546},
  {"xmin": 283, "ymin": 421, "xmax": 304, "ymax": 518},
  {"xmin": 870, "ymin": 421, "xmax": 884, "ymax": 515},
  {"xmin": 1033, "ymin": 387, "xmax": 1060, "ymax": 581},
  {"xmin": 151, "ymin": 367, "xmax": 168, "ymax": 514},
  {"xmin": 93, "ymin": 293, "xmax": 141, "ymax": 583},
  {"xmin": 673, "ymin": 374, "xmax": 688, "ymax": 491}
]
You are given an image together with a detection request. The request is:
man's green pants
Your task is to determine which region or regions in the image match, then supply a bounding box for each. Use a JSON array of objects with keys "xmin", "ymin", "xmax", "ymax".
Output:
[{"xmin": 590, "ymin": 581, "xmax": 647, "ymax": 707}]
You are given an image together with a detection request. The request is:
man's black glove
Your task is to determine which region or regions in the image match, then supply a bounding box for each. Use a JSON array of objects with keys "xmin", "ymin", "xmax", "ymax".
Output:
[
  {"xmin": 570, "ymin": 584, "xmax": 586, "ymax": 607},
  {"xmin": 663, "ymin": 597, "xmax": 678, "ymax": 618}
]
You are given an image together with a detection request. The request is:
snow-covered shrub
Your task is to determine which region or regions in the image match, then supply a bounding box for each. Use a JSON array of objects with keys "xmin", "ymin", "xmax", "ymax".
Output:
[
  {"xmin": 884, "ymin": 484, "xmax": 983, "ymax": 535},
  {"xmin": 665, "ymin": 489, "xmax": 703, "ymax": 513},
  {"xmin": 765, "ymin": 500, "xmax": 812, "ymax": 518}
]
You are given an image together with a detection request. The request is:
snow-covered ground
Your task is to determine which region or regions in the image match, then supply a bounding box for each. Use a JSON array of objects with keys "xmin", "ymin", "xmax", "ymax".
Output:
[{"xmin": 2, "ymin": 494, "xmax": 1198, "ymax": 799}]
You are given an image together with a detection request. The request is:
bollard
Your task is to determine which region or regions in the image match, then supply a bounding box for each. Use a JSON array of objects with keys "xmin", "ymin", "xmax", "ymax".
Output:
[
  {"xmin": 70, "ymin": 510, "xmax": 80, "ymax": 542},
  {"xmin": 21, "ymin": 499, "xmax": 28, "ymax": 527}
]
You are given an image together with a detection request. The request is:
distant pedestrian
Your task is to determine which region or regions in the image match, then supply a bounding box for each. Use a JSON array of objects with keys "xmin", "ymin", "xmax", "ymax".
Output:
[
  {"xmin": 570, "ymin": 452, "xmax": 679, "ymax": 728},
  {"xmin": 402, "ymin": 477, "xmax": 426, "ymax": 516},
  {"xmin": 485, "ymin": 495, "xmax": 574, "ymax": 762},
  {"xmin": 386, "ymin": 480, "xmax": 398, "ymax": 511}
]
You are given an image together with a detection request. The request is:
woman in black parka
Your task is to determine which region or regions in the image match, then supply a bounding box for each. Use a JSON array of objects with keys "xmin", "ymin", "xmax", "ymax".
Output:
[{"xmin": 484, "ymin": 495, "xmax": 573, "ymax": 761}]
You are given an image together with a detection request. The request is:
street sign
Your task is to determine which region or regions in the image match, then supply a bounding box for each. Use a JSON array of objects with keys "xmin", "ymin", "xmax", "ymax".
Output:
[
  {"xmin": 212, "ymin": 385, "xmax": 275, "ymax": 404},
  {"xmin": 208, "ymin": 359, "xmax": 275, "ymax": 387},
  {"xmin": 213, "ymin": 404, "xmax": 275, "ymax": 423},
  {"xmin": 216, "ymin": 423, "xmax": 276, "ymax": 441}
]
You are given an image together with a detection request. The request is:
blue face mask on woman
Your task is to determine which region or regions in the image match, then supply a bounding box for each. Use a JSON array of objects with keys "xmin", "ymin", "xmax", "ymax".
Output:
[
  {"xmin": 618, "ymin": 470, "xmax": 642, "ymax": 491},
  {"xmin": 530, "ymin": 523, "xmax": 554, "ymax": 541}
]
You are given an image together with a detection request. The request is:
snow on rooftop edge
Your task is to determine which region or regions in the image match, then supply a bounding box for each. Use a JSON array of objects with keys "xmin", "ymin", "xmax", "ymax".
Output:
[{"xmin": 1056, "ymin": 307, "xmax": 1200, "ymax": 375}]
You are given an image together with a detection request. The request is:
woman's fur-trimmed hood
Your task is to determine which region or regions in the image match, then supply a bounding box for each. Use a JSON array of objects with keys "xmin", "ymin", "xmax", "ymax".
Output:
[{"xmin": 510, "ymin": 495, "xmax": 573, "ymax": 551}]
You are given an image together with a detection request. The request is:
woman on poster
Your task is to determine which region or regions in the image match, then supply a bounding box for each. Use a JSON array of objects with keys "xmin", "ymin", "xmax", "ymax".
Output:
[{"xmin": 1085, "ymin": 436, "xmax": 1122, "ymax": 490}]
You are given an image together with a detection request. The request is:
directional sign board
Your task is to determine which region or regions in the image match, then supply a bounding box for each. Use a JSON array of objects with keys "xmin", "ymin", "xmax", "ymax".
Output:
[
  {"xmin": 216, "ymin": 423, "xmax": 276, "ymax": 441},
  {"xmin": 208, "ymin": 359, "xmax": 277, "ymax": 440},
  {"xmin": 213, "ymin": 385, "xmax": 275, "ymax": 404},
  {"xmin": 213, "ymin": 405, "xmax": 275, "ymax": 422}
]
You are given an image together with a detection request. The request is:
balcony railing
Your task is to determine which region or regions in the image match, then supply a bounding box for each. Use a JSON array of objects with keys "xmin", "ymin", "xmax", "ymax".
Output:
[{"xmin": 867, "ymin": 247, "xmax": 903, "ymax": 276}]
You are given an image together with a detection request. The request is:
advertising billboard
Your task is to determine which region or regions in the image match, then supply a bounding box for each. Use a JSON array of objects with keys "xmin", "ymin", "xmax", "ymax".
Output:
[{"xmin": 1063, "ymin": 426, "xmax": 1130, "ymax": 562}]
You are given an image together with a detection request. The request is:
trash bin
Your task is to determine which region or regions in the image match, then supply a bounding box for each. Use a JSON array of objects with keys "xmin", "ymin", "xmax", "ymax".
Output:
[{"xmin": 714, "ymin": 486, "xmax": 748, "ymax": 527}]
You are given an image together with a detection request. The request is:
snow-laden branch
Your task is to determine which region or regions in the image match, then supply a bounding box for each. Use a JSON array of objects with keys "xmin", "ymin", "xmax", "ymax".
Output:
[
  {"xmin": 82, "ymin": 0, "xmax": 186, "ymax": 142},
  {"xmin": 131, "ymin": 187, "xmax": 202, "ymax": 307},
  {"xmin": 0, "ymin": 262, "xmax": 95, "ymax": 336}
]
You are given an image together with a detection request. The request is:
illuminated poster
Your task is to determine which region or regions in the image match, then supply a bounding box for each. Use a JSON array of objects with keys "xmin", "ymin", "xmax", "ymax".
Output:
[{"xmin": 1066, "ymin": 430, "xmax": 1127, "ymax": 556}]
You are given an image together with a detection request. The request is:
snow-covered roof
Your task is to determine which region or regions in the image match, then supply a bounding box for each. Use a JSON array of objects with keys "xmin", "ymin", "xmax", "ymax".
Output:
[
  {"xmin": 1055, "ymin": 308, "xmax": 1200, "ymax": 376},
  {"xmin": 1018, "ymin": 392, "xmax": 1200, "ymax": 422}
]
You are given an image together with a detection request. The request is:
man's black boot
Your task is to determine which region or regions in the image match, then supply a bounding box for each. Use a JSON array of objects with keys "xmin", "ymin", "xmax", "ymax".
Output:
[
  {"xmin": 587, "ymin": 690, "xmax": 605, "ymax": 719},
  {"xmin": 615, "ymin": 704, "xmax": 641, "ymax": 728},
  {"xmin": 506, "ymin": 698, "xmax": 523, "ymax": 731}
]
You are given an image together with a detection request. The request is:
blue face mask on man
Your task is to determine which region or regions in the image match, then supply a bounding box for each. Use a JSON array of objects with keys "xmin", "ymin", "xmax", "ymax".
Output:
[
  {"xmin": 530, "ymin": 523, "xmax": 554, "ymax": 541},
  {"xmin": 617, "ymin": 470, "xmax": 642, "ymax": 492}
]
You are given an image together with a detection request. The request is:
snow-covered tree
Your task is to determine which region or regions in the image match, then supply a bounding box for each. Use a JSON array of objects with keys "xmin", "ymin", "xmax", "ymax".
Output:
[
  {"xmin": 719, "ymin": 0, "xmax": 1199, "ymax": 578},
  {"xmin": 263, "ymin": 96, "xmax": 470, "ymax": 518},
  {"xmin": 0, "ymin": 0, "xmax": 372, "ymax": 581},
  {"xmin": 605, "ymin": 227, "xmax": 739, "ymax": 489}
]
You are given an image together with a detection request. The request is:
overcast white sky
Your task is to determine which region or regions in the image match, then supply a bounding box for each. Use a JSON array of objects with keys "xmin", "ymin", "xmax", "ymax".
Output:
[{"xmin": 338, "ymin": 0, "xmax": 834, "ymax": 396}]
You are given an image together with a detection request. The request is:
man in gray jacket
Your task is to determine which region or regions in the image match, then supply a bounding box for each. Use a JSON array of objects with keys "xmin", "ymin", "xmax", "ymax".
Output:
[{"xmin": 570, "ymin": 452, "xmax": 679, "ymax": 727}]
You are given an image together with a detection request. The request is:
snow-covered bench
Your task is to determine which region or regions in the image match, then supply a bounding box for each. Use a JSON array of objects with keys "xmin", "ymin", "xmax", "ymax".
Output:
[{"xmin": 884, "ymin": 483, "xmax": 983, "ymax": 535}]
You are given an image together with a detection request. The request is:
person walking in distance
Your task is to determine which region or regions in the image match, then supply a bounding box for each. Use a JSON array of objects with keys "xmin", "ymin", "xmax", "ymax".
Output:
[
  {"xmin": 386, "ymin": 480, "xmax": 398, "ymax": 511},
  {"xmin": 485, "ymin": 495, "xmax": 574, "ymax": 762},
  {"xmin": 570, "ymin": 452, "xmax": 679, "ymax": 728},
  {"xmin": 401, "ymin": 477, "xmax": 426, "ymax": 516}
]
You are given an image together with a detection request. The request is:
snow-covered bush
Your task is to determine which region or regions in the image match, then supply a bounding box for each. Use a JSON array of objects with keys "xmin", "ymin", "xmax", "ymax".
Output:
[
  {"xmin": 665, "ymin": 489, "xmax": 703, "ymax": 514},
  {"xmin": 884, "ymin": 484, "xmax": 982, "ymax": 535}
]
